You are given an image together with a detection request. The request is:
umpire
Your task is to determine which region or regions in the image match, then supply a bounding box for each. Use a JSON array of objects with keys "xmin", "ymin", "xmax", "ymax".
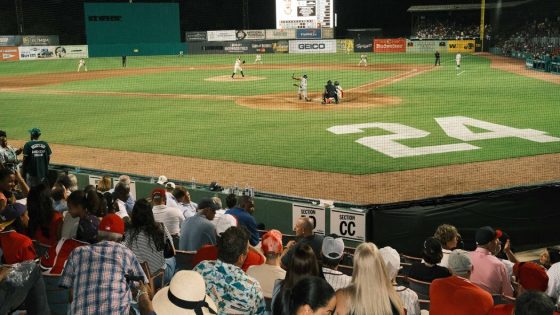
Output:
[
  {"xmin": 435, "ymin": 50, "xmax": 441, "ymax": 66},
  {"xmin": 322, "ymin": 80, "xmax": 339, "ymax": 104}
]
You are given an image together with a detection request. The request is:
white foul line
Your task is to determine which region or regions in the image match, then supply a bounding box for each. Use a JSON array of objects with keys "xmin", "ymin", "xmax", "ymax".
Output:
[{"xmin": 457, "ymin": 71, "xmax": 465, "ymax": 76}]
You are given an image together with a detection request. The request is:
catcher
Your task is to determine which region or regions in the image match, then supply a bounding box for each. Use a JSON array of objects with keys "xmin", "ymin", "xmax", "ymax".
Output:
[
  {"xmin": 322, "ymin": 80, "xmax": 339, "ymax": 104},
  {"xmin": 232, "ymin": 57, "xmax": 245, "ymax": 78},
  {"xmin": 292, "ymin": 73, "xmax": 310, "ymax": 101}
]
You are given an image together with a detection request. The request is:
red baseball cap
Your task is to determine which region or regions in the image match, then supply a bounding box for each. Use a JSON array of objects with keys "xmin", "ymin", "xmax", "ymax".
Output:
[
  {"xmin": 99, "ymin": 214, "xmax": 125, "ymax": 235},
  {"xmin": 151, "ymin": 188, "xmax": 166, "ymax": 200},
  {"xmin": 514, "ymin": 262, "xmax": 549, "ymax": 292},
  {"xmin": 261, "ymin": 230, "xmax": 283, "ymax": 255}
]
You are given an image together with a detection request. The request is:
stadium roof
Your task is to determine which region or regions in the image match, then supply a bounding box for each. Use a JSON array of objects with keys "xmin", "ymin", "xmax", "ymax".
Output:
[{"xmin": 407, "ymin": 0, "xmax": 535, "ymax": 12}]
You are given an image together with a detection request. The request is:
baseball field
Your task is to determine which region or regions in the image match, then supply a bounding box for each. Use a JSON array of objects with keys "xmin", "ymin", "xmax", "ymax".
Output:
[{"xmin": 1, "ymin": 52, "xmax": 559, "ymax": 203}]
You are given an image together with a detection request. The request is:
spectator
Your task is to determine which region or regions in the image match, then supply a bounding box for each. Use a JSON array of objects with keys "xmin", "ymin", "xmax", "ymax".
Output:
[
  {"xmin": 225, "ymin": 195, "xmax": 260, "ymax": 246},
  {"xmin": 26, "ymin": 183, "xmax": 63, "ymax": 247},
  {"xmin": 0, "ymin": 203, "xmax": 36, "ymax": 264},
  {"xmin": 515, "ymin": 291, "xmax": 559, "ymax": 315},
  {"xmin": 321, "ymin": 234, "xmax": 352, "ymax": 290},
  {"xmin": 21, "ymin": 128, "xmax": 51, "ymax": 188},
  {"xmin": 281, "ymin": 216, "xmax": 324, "ymax": 269},
  {"xmin": 490, "ymin": 262, "xmax": 553, "ymax": 315},
  {"xmin": 210, "ymin": 196, "xmax": 225, "ymax": 221},
  {"xmin": 469, "ymin": 226, "xmax": 514, "ymax": 296},
  {"xmin": 109, "ymin": 175, "xmax": 135, "ymax": 214},
  {"xmin": 193, "ymin": 226, "xmax": 266, "ymax": 314},
  {"xmin": 123, "ymin": 198, "xmax": 175, "ymax": 284},
  {"xmin": 152, "ymin": 270, "xmax": 218, "ymax": 314},
  {"xmin": 51, "ymin": 181, "xmax": 69, "ymax": 212},
  {"xmin": 273, "ymin": 276, "xmax": 336, "ymax": 315},
  {"xmin": 272, "ymin": 243, "xmax": 321, "ymax": 311},
  {"xmin": 112, "ymin": 181, "xmax": 131, "ymax": 220},
  {"xmin": 83, "ymin": 184, "xmax": 106, "ymax": 217},
  {"xmin": 60, "ymin": 214, "xmax": 147, "ymax": 315},
  {"xmin": 335, "ymin": 242, "xmax": 405, "ymax": 315},
  {"xmin": 433, "ymin": 224, "xmax": 461, "ymax": 267},
  {"xmin": 408, "ymin": 237, "xmax": 451, "ymax": 282},
  {"xmin": 164, "ymin": 181, "xmax": 175, "ymax": 201},
  {"xmin": 192, "ymin": 214, "xmax": 265, "ymax": 272},
  {"xmin": 247, "ymin": 229, "xmax": 286, "ymax": 298},
  {"xmin": 546, "ymin": 258, "xmax": 560, "ymax": 307},
  {"xmin": 0, "ymin": 168, "xmax": 16, "ymax": 212},
  {"xmin": 96, "ymin": 175, "xmax": 112, "ymax": 193},
  {"xmin": 179, "ymin": 198, "xmax": 219, "ymax": 251},
  {"xmin": 225, "ymin": 193, "xmax": 237, "ymax": 210},
  {"xmin": 66, "ymin": 190, "xmax": 100, "ymax": 244},
  {"xmin": 0, "ymin": 262, "xmax": 50, "ymax": 315},
  {"xmin": 156, "ymin": 175, "xmax": 168, "ymax": 186},
  {"xmin": 151, "ymin": 188, "xmax": 184, "ymax": 240},
  {"xmin": 66, "ymin": 173, "xmax": 79, "ymax": 192},
  {"xmin": 430, "ymin": 250, "xmax": 494, "ymax": 315},
  {"xmin": 0, "ymin": 130, "xmax": 22, "ymax": 173},
  {"xmin": 379, "ymin": 246, "xmax": 421, "ymax": 315}
]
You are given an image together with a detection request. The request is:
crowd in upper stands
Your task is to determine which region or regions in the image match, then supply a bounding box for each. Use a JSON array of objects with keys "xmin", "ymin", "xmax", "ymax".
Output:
[
  {"xmin": 496, "ymin": 17, "xmax": 560, "ymax": 60},
  {"xmin": 412, "ymin": 18, "xmax": 492, "ymax": 40},
  {"xmin": 1, "ymin": 128, "xmax": 560, "ymax": 315}
]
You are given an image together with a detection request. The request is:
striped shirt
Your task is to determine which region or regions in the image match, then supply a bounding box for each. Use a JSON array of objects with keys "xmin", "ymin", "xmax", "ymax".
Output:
[
  {"xmin": 322, "ymin": 267, "xmax": 352, "ymax": 290},
  {"xmin": 59, "ymin": 241, "xmax": 147, "ymax": 315},
  {"xmin": 395, "ymin": 285, "xmax": 420, "ymax": 315},
  {"xmin": 122, "ymin": 225, "xmax": 172, "ymax": 273}
]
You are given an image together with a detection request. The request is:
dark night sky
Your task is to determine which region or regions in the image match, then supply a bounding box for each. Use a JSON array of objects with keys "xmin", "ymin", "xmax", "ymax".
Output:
[{"xmin": 0, "ymin": 0, "xmax": 536, "ymax": 44}]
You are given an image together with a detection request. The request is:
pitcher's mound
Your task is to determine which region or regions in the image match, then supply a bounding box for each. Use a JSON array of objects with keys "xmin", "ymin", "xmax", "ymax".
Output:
[{"xmin": 205, "ymin": 75, "xmax": 266, "ymax": 82}]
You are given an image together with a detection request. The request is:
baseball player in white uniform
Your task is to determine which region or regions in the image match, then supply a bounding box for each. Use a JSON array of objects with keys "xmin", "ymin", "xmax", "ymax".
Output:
[
  {"xmin": 292, "ymin": 73, "xmax": 310, "ymax": 101},
  {"xmin": 334, "ymin": 81, "xmax": 343, "ymax": 100},
  {"xmin": 77, "ymin": 58, "xmax": 87, "ymax": 72},
  {"xmin": 231, "ymin": 57, "xmax": 245, "ymax": 78},
  {"xmin": 359, "ymin": 54, "xmax": 368, "ymax": 66},
  {"xmin": 456, "ymin": 53, "xmax": 462, "ymax": 70},
  {"xmin": 254, "ymin": 54, "xmax": 262, "ymax": 64}
]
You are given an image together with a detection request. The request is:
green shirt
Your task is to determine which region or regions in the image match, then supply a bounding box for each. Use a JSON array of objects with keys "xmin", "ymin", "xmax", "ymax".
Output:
[{"xmin": 23, "ymin": 140, "xmax": 52, "ymax": 178}]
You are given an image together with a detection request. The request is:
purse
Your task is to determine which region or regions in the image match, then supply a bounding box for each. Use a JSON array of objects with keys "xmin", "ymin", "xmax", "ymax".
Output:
[{"xmin": 161, "ymin": 223, "xmax": 176, "ymax": 258}]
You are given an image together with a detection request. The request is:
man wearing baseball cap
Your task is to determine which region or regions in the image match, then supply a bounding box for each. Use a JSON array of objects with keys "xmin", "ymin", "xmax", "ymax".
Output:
[
  {"xmin": 321, "ymin": 234, "xmax": 351, "ymax": 290},
  {"xmin": 469, "ymin": 226, "xmax": 514, "ymax": 297},
  {"xmin": 21, "ymin": 128, "xmax": 52, "ymax": 188},
  {"xmin": 179, "ymin": 198, "xmax": 219, "ymax": 251},
  {"xmin": 0, "ymin": 203, "xmax": 36, "ymax": 264},
  {"xmin": 247, "ymin": 230, "xmax": 286, "ymax": 298},
  {"xmin": 60, "ymin": 214, "xmax": 147, "ymax": 315},
  {"xmin": 151, "ymin": 187, "xmax": 184, "ymax": 239}
]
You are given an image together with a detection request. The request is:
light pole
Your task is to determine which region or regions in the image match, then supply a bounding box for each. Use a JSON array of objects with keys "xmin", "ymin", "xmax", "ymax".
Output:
[{"xmin": 15, "ymin": 0, "xmax": 24, "ymax": 35}]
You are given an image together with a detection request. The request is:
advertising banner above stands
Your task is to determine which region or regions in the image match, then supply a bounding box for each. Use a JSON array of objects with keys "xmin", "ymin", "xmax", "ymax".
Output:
[
  {"xmin": 374, "ymin": 38, "xmax": 407, "ymax": 53},
  {"xmin": 0, "ymin": 47, "xmax": 19, "ymax": 61},
  {"xmin": 289, "ymin": 39, "xmax": 336, "ymax": 53},
  {"xmin": 18, "ymin": 45, "xmax": 88, "ymax": 60},
  {"xmin": 447, "ymin": 40, "xmax": 476, "ymax": 53},
  {"xmin": 207, "ymin": 30, "xmax": 237, "ymax": 42},
  {"xmin": 354, "ymin": 38, "xmax": 373, "ymax": 52},
  {"xmin": 0, "ymin": 36, "xmax": 22, "ymax": 47},
  {"xmin": 406, "ymin": 40, "xmax": 447, "ymax": 53},
  {"xmin": 296, "ymin": 28, "xmax": 322, "ymax": 39},
  {"xmin": 185, "ymin": 31, "xmax": 207, "ymax": 42},
  {"xmin": 235, "ymin": 30, "xmax": 266, "ymax": 40},
  {"xmin": 187, "ymin": 40, "xmax": 282, "ymax": 54},
  {"xmin": 22, "ymin": 35, "xmax": 59, "ymax": 46},
  {"xmin": 265, "ymin": 29, "xmax": 296, "ymax": 40},
  {"xmin": 276, "ymin": 0, "xmax": 334, "ymax": 29},
  {"xmin": 321, "ymin": 28, "xmax": 334, "ymax": 39}
]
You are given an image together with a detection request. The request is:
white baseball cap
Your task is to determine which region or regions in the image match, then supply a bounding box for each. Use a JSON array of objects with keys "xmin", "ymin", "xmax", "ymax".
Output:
[{"xmin": 157, "ymin": 175, "xmax": 168, "ymax": 185}]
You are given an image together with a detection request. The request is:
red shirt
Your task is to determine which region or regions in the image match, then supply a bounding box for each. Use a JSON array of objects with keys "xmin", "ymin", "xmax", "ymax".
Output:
[
  {"xmin": 193, "ymin": 245, "xmax": 265, "ymax": 272},
  {"xmin": 0, "ymin": 230, "xmax": 37, "ymax": 264},
  {"xmin": 489, "ymin": 304, "xmax": 560, "ymax": 315},
  {"xmin": 430, "ymin": 275, "xmax": 494, "ymax": 315},
  {"xmin": 33, "ymin": 211, "xmax": 63, "ymax": 247},
  {"xmin": 40, "ymin": 238, "xmax": 89, "ymax": 274}
]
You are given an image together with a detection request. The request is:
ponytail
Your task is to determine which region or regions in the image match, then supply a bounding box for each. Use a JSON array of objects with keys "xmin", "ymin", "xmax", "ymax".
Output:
[{"xmin": 68, "ymin": 190, "xmax": 100, "ymax": 214}]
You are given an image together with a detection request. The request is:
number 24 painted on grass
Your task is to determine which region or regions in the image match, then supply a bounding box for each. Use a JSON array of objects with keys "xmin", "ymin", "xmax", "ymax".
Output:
[{"xmin": 327, "ymin": 116, "xmax": 560, "ymax": 158}]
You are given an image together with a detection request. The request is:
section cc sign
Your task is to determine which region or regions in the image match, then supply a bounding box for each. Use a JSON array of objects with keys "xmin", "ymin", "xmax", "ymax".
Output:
[{"xmin": 330, "ymin": 208, "xmax": 366, "ymax": 241}]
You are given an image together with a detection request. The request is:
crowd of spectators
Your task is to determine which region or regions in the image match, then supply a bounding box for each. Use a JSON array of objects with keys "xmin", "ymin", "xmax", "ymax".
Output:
[
  {"xmin": 496, "ymin": 17, "xmax": 560, "ymax": 60},
  {"xmin": 1, "ymin": 127, "xmax": 560, "ymax": 314},
  {"xmin": 413, "ymin": 19, "xmax": 492, "ymax": 40}
]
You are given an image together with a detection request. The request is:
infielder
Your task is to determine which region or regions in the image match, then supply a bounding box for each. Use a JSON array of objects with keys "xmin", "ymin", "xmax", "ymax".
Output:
[
  {"xmin": 254, "ymin": 54, "xmax": 263, "ymax": 64},
  {"xmin": 232, "ymin": 57, "xmax": 245, "ymax": 78},
  {"xmin": 334, "ymin": 81, "xmax": 343, "ymax": 101},
  {"xmin": 359, "ymin": 54, "xmax": 368, "ymax": 66},
  {"xmin": 77, "ymin": 58, "xmax": 87, "ymax": 72},
  {"xmin": 292, "ymin": 73, "xmax": 310, "ymax": 101},
  {"xmin": 456, "ymin": 53, "xmax": 462, "ymax": 70}
]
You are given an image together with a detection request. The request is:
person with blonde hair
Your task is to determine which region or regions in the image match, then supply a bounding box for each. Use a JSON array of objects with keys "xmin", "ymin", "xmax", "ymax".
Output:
[
  {"xmin": 96, "ymin": 175, "xmax": 112, "ymax": 193},
  {"xmin": 335, "ymin": 242, "xmax": 405, "ymax": 315},
  {"xmin": 433, "ymin": 224, "xmax": 461, "ymax": 267}
]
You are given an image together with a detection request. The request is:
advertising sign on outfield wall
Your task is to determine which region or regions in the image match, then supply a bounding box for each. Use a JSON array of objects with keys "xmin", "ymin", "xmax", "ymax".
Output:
[
  {"xmin": 292, "ymin": 204, "xmax": 326, "ymax": 234},
  {"xmin": 296, "ymin": 28, "xmax": 322, "ymax": 39},
  {"xmin": 0, "ymin": 36, "xmax": 22, "ymax": 47},
  {"xmin": 447, "ymin": 40, "xmax": 476, "ymax": 53},
  {"xmin": 265, "ymin": 29, "xmax": 296, "ymax": 40},
  {"xmin": 289, "ymin": 39, "xmax": 336, "ymax": 53},
  {"xmin": 276, "ymin": 0, "xmax": 334, "ymax": 29},
  {"xmin": 185, "ymin": 31, "xmax": 207, "ymax": 42},
  {"xmin": 273, "ymin": 40, "xmax": 289, "ymax": 53},
  {"xmin": 322, "ymin": 28, "xmax": 334, "ymax": 39},
  {"xmin": 336, "ymin": 39, "xmax": 354, "ymax": 53},
  {"xmin": 223, "ymin": 42, "xmax": 252, "ymax": 53},
  {"xmin": 0, "ymin": 47, "xmax": 20, "ymax": 61},
  {"xmin": 374, "ymin": 38, "xmax": 407, "ymax": 53},
  {"xmin": 19, "ymin": 45, "xmax": 88, "ymax": 60},
  {"xmin": 406, "ymin": 40, "xmax": 446, "ymax": 53},
  {"xmin": 207, "ymin": 30, "xmax": 237, "ymax": 42},
  {"xmin": 354, "ymin": 38, "xmax": 373, "ymax": 52},
  {"xmin": 187, "ymin": 40, "xmax": 281, "ymax": 54},
  {"xmin": 22, "ymin": 35, "xmax": 59, "ymax": 46},
  {"xmin": 330, "ymin": 208, "xmax": 366, "ymax": 242},
  {"xmin": 235, "ymin": 30, "xmax": 266, "ymax": 40}
]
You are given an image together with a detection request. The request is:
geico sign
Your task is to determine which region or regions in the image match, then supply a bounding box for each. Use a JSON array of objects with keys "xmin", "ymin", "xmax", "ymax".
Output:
[{"xmin": 298, "ymin": 43, "xmax": 325, "ymax": 50}]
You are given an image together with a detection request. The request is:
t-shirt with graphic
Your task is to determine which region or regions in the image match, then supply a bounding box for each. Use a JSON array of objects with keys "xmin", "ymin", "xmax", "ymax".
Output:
[{"xmin": 23, "ymin": 140, "xmax": 52, "ymax": 178}]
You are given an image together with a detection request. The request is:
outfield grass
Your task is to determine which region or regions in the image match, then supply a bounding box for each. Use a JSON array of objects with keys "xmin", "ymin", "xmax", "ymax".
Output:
[{"xmin": 1, "ymin": 53, "xmax": 559, "ymax": 175}]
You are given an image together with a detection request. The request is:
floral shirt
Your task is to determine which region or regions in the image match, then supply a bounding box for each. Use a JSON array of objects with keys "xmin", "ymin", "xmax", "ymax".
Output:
[{"xmin": 194, "ymin": 259, "xmax": 266, "ymax": 315}]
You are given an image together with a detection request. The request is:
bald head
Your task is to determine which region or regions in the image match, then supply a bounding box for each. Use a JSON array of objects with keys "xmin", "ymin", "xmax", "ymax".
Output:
[{"xmin": 294, "ymin": 217, "xmax": 314, "ymax": 237}]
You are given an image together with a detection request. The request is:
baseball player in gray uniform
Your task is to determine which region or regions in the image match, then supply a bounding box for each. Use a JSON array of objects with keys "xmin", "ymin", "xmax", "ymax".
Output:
[
  {"xmin": 232, "ymin": 57, "xmax": 245, "ymax": 78},
  {"xmin": 292, "ymin": 73, "xmax": 310, "ymax": 101}
]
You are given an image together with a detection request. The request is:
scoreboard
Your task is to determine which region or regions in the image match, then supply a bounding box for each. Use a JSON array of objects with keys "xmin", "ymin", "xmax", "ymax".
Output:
[{"xmin": 276, "ymin": 0, "xmax": 334, "ymax": 29}]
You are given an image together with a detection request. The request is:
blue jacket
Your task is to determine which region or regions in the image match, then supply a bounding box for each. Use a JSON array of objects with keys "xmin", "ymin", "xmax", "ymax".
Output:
[{"xmin": 225, "ymin": 207, "xmax": 259, "ymax": 246}]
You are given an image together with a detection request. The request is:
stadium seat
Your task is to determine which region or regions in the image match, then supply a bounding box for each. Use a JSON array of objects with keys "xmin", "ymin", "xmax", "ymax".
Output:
[
  {"xmin": 418, "ymin": 299, "xmax": 431, "ymax": 311},
  {"xmin": 140, "ymin": 261, "xmax": 164, "ymax": 296},
  {"xmin": 492, "ymin": 294, "xmax": 516, "ymax": 305},
  {"xmin": 338, "ymin": 264, "xmax": 353, "ymax": 276},
  {"xmin": 32, "ymin": 240, "xmax": 50, "ymax": 259},
  {"xmin": 399, "ymin": 262, "xmax": 412, "ymax": 276},
  {"xmin": 408, "ymin": 277, "xmax": 431, "ymax": 300},
  {"xmin": 43, "ymin": 273, "xmax": 69, "ymax": 315},
  {"xmin": 175, "ymin": 250, "xmax": 196, "ymax": 271},
  {"xmin": 401, "ymin": 254, "xmax": 423, "ymax": 264}
]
